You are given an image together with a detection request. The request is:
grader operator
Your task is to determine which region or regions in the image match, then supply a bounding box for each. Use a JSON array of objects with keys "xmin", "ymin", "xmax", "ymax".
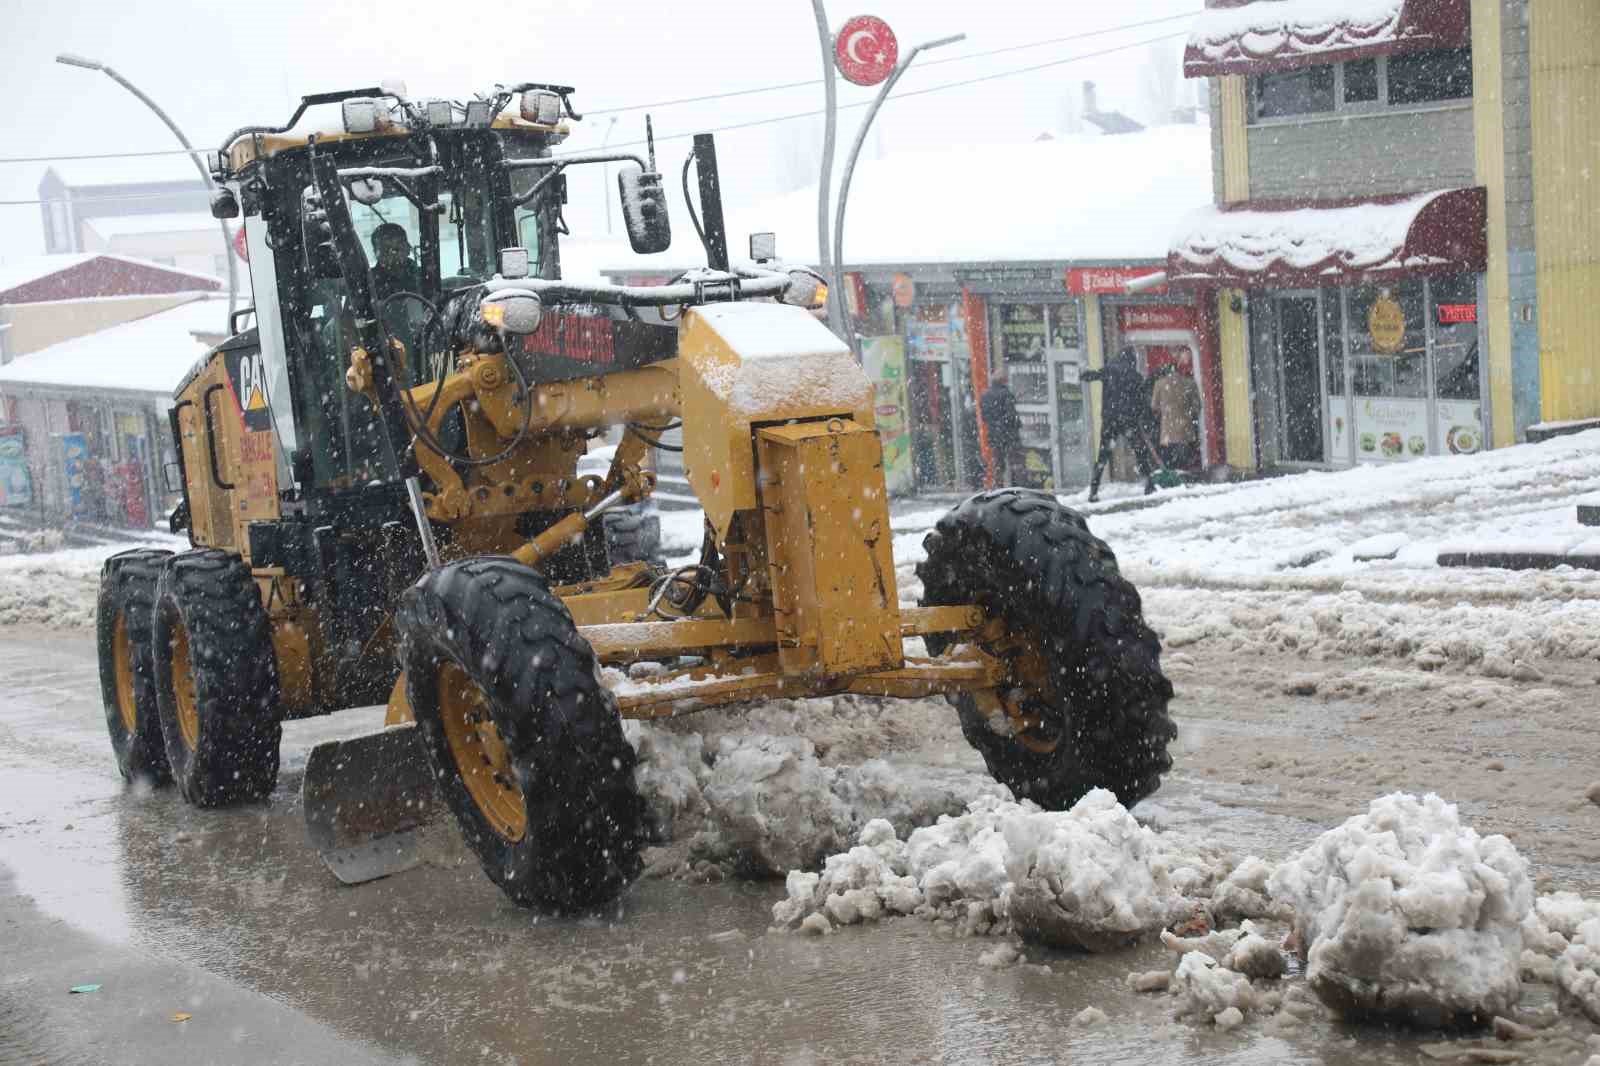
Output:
[{"xmin": 95, "ymin": 82, "xmax": 1175, "ymax": 912}]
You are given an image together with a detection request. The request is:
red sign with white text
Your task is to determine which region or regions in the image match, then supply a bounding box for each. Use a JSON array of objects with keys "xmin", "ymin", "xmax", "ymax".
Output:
[
  {"xmin": 1065, "ymin": 266, "xmax": 1167, "ymax": 295},
  {"xmin": 1436, "ymin": 303, "xmax": 1477, "ymax": 324},
  {"xmin": 835, "ymin": 15, "xmax": 898, "ymax": 86},
  {"xmin": 1119, "ymin": 305, "xmax": 1196, "ymax": 333}
]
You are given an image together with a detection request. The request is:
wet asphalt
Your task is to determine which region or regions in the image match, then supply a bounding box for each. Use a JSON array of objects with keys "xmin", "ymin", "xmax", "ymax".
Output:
[{"xmin": 3, "ymin": 629, "xmax": 1597, "ymax": 1066}]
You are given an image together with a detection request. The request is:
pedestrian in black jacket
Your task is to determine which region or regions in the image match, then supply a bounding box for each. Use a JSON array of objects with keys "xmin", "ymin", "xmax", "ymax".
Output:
[
  {"xmin": 1082, "ymin": 347, "xmax": 1156, "ymax": 502},
  {"xmin": 979, "ymin": 368, "xmax": 1023, "ymax": 486}
]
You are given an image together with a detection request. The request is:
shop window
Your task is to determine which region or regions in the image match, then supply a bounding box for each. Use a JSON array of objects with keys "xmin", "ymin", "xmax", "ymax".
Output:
[
  {"xmin": 1252, "ymin": 65, "xmax": 1335, "ymax": 119},
  {"xmin": 1430, "ymin": 274, "xmax": 1480, "ymax": 400},
  {"xmin": 1343, "ymin": 58, "xmax": 1379, "ymax": 104},
  {"xmin": 1349, "ymin": 281, "xmax": 1427, "ymax": 399},
  {"xmin": 1249, "ymin": 47, "xmax": 1472, "ymax": 123},
  {"xmin": 1322, "ymin": 293, "xmax": 1345, "ymax": 397},
  {"xmin": 1387, "ymin": 47, "xmax": 1472, "ymax": 105}
]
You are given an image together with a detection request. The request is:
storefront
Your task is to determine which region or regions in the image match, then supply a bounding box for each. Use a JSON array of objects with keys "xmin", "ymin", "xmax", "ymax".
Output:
[{"xmin": 1168, "ymin": 187, "xmax": 1489, "ymax": 468}]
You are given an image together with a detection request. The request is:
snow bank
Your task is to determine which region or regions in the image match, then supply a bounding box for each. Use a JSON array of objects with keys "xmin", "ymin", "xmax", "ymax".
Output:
[
  {"xmin": 624, "ymin": 715, "xmax": 1008, "ymax": 877},
  {"xmin": 1556, "ymin": 918, "xmax": 1600, "ymax": 1024},
  {"xmin": 771, "ymin": 791, "xmax": 1214, "ymax": 950},
  {"xmin": 0, "ymin": 539, "xmax": 180, "ymax": 629},
  {"xmin": 1268, "ymin": 793, "xmax": 1533, "ymax": 1026}
]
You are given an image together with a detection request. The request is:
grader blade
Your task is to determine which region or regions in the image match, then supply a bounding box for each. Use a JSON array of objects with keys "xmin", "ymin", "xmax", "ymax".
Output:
[{"xmin": 302, "ymin": 724, "xmax": 437, "ymax": 885}]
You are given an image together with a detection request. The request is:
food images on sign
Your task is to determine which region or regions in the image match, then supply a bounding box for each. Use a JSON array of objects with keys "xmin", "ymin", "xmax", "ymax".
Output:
[{"xmin": 998, "ymin": 304, "xmax": 1046, "ymax": 362}]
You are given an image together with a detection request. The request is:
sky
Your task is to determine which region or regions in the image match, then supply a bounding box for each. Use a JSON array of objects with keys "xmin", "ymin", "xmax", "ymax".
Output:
[{"xmin": 1, "ymin": 0, "xmax": 1203, "ymax": 263}]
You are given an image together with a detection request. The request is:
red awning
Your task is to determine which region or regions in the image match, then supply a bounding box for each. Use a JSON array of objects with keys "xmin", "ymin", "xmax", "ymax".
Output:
[
  {"xmin": 1183, "ymin": 0, "xmax": 1471, "ymax": 78},
  {"xmin": 1166, "ymin": 187, "xmax": 1487, "ymax": 289}
]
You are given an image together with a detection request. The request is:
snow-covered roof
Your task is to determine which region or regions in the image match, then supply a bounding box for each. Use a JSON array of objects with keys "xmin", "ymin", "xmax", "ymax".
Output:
[
  {"xmin": 0, "ymin": 253, "xmax": 223, "ymax": 304},
  {"xmin": 1184, "ymin": 0, "xmax": 1471, "ymax": 77},
  {"xmin": 1167, "ymin": 187, "xmax": 1487, "ymax": 288},
  {"xmin": 44, "ymin": 155, "xmax": 207, "ymax": 189},
  {"xmin": 0, "ymin": 298, "xmax": 226, "ymax": 395},
  {"xmin": 724, "ymin": 126, "xmax": 1212, "ymax": 269},
  {"xmin": 0, "ymin": 254, "xmax": 98, "ymax": 296},
  {"xmin": 84, "ymin": 211, "xmax": 219, "ymax": 240}
]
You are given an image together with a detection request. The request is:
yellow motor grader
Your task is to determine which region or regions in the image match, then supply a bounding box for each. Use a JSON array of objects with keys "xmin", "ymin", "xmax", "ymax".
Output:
[{"xmin": 95, "ymin": 82, "xmax": 1175, "ymax": 911}]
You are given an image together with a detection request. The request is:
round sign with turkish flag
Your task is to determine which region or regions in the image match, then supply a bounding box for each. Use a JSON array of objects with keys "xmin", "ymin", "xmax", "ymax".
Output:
[
  {"xmin": 835, "ymin": 15, "xmax": 898, "ymax": 86},
  {"xmin": 232, "ymin": 224, "xmax": 249, "ymax": 263}
]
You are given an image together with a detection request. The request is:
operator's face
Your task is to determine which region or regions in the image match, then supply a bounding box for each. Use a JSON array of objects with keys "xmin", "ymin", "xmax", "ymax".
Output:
[{"xmin": 377, "ymin": 235, "xmax": 411, "ymax": 269}]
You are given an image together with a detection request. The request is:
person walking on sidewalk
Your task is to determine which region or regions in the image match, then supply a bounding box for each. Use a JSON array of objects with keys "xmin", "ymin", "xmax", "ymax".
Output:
[
  {"xmin": 1083, "ymin": 347, "xmax": 1156, "ymax": 502},
  {"xmin": 1150, "ymin": 355, "xmax": 1202, "ymax": 471},
  {"xmin": 979, "ymin": 367, "xmax": 1023, "ymax": 487}
]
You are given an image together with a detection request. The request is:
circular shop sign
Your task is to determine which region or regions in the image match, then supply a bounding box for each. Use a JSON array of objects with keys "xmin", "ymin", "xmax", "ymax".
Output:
[
  {"xmin": 835, "ymin": 15, "xmax": 898, "ymax": 86},
  {"xmin": 1367, "ymin": 292, "xmax": 1406, "ymax": 354}
]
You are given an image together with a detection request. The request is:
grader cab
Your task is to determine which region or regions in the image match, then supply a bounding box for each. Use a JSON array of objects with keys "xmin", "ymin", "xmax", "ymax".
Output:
[{"xmin": 96, "ymin": 82, "xmax": 1175, "ymax": 911}]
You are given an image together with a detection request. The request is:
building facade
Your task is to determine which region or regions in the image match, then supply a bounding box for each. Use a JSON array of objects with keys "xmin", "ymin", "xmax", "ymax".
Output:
[{"xmin": 1173, "ymin": 0, "xmax": 1600, "ymax": 472}]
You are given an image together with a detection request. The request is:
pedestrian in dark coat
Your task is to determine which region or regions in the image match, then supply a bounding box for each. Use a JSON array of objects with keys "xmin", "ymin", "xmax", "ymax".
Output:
[
  {"xmin": 979, "ymin": 368, "xmax": 1023, "ymax": 486},
  {"xmin": 1082, "ymin": 347, "xmax": 1156, "ymax": 501}
]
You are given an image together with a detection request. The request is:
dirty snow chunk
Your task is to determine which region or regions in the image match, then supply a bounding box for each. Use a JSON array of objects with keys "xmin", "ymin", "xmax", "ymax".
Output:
[
  {"xmin": 1226, "ymin": 929, "xmax": 1288, "ymax": 980},
  {"xmin": 1212, "ymin": 855, "xmax": 1286, "ymax": 921},
  {"xmin": 1127, "ymin": 970, "xmax": 1171, "ymax": 993},
  {"xmin": 1213, "ymin": 1006, "xmax": 1245, "ymax": 1031},
  {"xmin": 799, "ymin": 913, "xmax": 831, "ymax": 936},
  {"xmin": 770, "ymin": 821, "xmax": 922, "ymax": 930},
  {"xmin": 979, "ymin": 942, "xmax": 1020, "ymax": 969},
  {"xmin": 1072, "ymin": 1006, "xmax": 1108, "ymax": 1027},
  {"xmin": 1269, "ymin": 792, "xmax": 1533, "ymax": 1026},
  {"xmin": 1556, "ymin": 918, "xmax": 1600, "ymax": 1024},
  {"xmin": 700, "ymin": 735, "xmax": 850, "ymax": 874},
  {"xmin": 1523, "ymin": 892, "xmax": 1600, "ymax": 956},
  {"xmin": 1161, "ymin": 925, "xmax": 1245, "ymax": 963},
  {"xmin": 623, "ymin": 722, "xmax": 708, "ymax": 839},
  {"xmin": 1172, "ymin": 951, "xmax": 1255, "ymax": 1019},
  {"xmin": 1003, "ymin": 790, "xmax": 1180, "ymax": 951}
]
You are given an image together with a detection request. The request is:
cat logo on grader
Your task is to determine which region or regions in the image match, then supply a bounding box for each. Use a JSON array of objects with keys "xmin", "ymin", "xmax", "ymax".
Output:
[{"xmin": 94, "ymin": 82, "xmax": 1174, "ymax": 912}]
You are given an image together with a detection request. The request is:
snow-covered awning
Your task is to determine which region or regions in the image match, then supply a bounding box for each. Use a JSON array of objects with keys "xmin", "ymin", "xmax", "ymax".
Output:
[
  {"xmin": 1166, "ymin": 187, "xmax": 1486, "ymax": 289},
  {"xmin": 1183, "ymin": 0, "xmax": 1471, "ymax": 77}
]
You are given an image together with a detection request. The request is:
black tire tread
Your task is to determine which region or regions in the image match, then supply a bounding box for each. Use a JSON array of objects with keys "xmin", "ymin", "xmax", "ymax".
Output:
[
  {"xmin": 915, "ymin": 488, "xmax": 1175, "ymax": 808},
  {"xmin": 96, "ymin": 548, "xmax": 174, "ymax": 783},
  {"xmin": 151, "ymin": 549, "xmax": 282, "ymax": 806},
  {"xmin": 397, "ymin": 556, "xmax": 644, "ymax": 912}
]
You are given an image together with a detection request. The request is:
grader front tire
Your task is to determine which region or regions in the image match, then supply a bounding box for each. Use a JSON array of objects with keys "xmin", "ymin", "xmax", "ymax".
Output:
[
  {"xmin": 96, "ymin": 549, "xmax": 174, "ymax": 784},
  {"xmin": 151, "ymin": 550, "xmax": 283, "ymax": 807},
  {"xmin": 917, "ymin": 489, "xmax": 1176, "ymax": 809},
  {"xmin": 396, "ymin": 557, "xmax": 645, "ymax": 912}
]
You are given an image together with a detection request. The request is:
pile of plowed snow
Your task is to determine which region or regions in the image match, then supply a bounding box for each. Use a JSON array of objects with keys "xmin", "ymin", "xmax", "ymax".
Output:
[
  {"xmin": 0, "ymin": 537, "xmax": 187, "ymax": 629},
  {"xmin": 1269, "ymin": 792, "xmax": 1532, "ymax": 1025},
  {"xmin": 746, "ymin": 785, "xmax": 1600, "ymax": 1034}
]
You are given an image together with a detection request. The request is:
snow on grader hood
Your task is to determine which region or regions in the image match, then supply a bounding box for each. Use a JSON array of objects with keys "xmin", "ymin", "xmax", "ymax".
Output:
[{"xmin": 94, "ymin": 82, "xmax": 1175, "ymax": 913}]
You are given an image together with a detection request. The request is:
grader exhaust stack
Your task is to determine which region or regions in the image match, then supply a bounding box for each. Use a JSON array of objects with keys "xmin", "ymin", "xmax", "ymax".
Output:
[{"xmin": 91, "ymin": 84, "xmax": 1176, "ymax": 911}]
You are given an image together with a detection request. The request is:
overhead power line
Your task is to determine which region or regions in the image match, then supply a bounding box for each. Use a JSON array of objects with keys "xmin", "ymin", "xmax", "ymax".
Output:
[{"xmin": 0, "ymin": 28, "xmax": 1191, "ymax": 208}]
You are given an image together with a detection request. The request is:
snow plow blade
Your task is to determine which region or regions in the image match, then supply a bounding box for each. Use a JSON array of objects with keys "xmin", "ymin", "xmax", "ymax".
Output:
[{"xmin": 302, "ymin": 723, "xmax": 437, "ymax": 885}]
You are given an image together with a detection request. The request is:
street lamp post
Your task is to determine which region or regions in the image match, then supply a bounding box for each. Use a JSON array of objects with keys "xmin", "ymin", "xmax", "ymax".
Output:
[
  {"xmin": 829, "ymin": 33, "xmax": 965, "ymax": 358},
  {"xmin": 56, "ymin": 53, "xmax": 238, "ymax": 329}
]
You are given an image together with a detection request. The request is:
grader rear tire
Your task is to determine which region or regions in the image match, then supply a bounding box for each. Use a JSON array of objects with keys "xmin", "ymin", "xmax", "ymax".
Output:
[
  {"xmin": 916, "ymin": 489, "xmax": 1176, "ymax": 809},
  {"xmin": 396, "ymin": 557, "xmax": 644, "ymax": 912},
  {"xmin": 96, "ymin": 548, "xmax": 173, "ymax": 784},
  {"xmin": 151, "ymin": 550, "xmax": 282, "ymax": 807}
]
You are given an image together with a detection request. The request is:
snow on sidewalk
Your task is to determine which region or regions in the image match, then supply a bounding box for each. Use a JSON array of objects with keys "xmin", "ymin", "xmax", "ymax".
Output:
[{"xmin": 0, "ymin": 536, "xmax": 185, "ymax": 628}]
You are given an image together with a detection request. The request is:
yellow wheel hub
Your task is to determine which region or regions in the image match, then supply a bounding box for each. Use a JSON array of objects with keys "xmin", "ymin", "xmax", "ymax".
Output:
[
  {"xmin": 112, "ymin": 613, "xmax": 138, "ymax": 734},
  {"xmin": 438, "ymin": 662, "xmax": 527, "ymax": 842},
  {"xmin": 170, "ymin": 623, "xmax": 201, "ymax": 751},
  {"xmin": 992, "ymin": 632, "xmax": 1063, "ymax": 756}
]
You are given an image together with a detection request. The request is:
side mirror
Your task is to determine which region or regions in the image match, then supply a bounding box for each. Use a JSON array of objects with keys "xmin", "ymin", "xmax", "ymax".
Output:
[
  {"xmin": 617, "ymin": 167, "xmax": 671, "ymax": 255},
  {"xmin": 162, "ymin": 460, "xmax": 184, "ymax": 493},
  {"xmin": 210, "ymin": 188, "xmax": 240, "ymax": 220}
]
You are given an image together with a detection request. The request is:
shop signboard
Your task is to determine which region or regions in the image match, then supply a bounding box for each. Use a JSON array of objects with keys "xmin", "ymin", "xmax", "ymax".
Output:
[
  {"xmin": 906, "ymin": 310, "xmax": 951, "ymax": 361},
  {"xmin": 860, "ymin": 336, "xmax": 914, "ymax": 494},
  {"xmin": 1435, "ymin": 400, "xmax": 1483, "ymax": 456},
  {"xmin": 1367, "ymin": 293, "xmax": 1407, "ymax": 354},
  {"xmin": 1354, "ymin": 398, "xmax": 1428, "ymax": 461},
  {"xmin": 61, "ymin": 432, "xmax": 88, "ymax": 516},
  {"xmin": 953, "ymin": 266, "xmax": 1059, "ymax": 295},
  {"xmin": 1065, "ymin": 266, "xmax": 1168, "ymax": 295},
  {"xmin": 1119, "ymin": 305, "xmax": 1196, "ymax": 332},
  {"xmin": 0, "ymin": 428, "xmax": 31, "ymax": 507}
]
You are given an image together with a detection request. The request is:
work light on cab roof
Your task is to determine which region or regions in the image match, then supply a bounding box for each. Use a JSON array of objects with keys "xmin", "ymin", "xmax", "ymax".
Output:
[{"xmin": 111, "ymin": 78, "xmax": 1175, "ymax": 916}]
